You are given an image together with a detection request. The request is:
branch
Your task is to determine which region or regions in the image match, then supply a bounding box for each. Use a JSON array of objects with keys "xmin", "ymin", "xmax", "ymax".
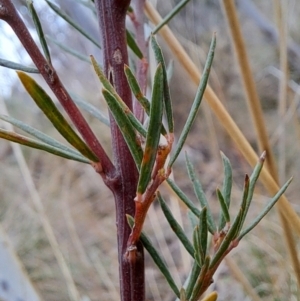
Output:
[{"xmin": 0, "ymin": 0, "xmax": 115, "ymax": 177}]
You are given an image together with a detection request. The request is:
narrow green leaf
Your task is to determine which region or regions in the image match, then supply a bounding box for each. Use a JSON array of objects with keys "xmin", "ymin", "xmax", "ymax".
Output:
[
  {"xmin": 17, "ymin": 71, "xmax": 98, "ymax": 162},
  {"xmin": 46, "ymin": 35, "xmax": 91, "ymax": 64},
  {"xmin": 185, "ymin": 153, "xmax": 216, "ymax": 234},
  {"xmin": 124, "ymin": 64, "xmax": 167, "ymax": 136},
  {"xmin": 137, "ymin": 64, "xmax": 164, "ymax": 193},
  {"xmin": 193, "ymin": 208, "xmax": 208, "ymax": 268},
  {"xmin": 193, "ymin": 225, "xmax": 202, "ymax": 267},
  {"xmin": 158, "ymin": 193, "xmax": 195, "ymax": 258},
  {"xmin": 185, "ymin": 260, "xmax": 201, "ymax": 300},
  {"xmin": 45, "ymin": 0, "xmax": 101, "ymax": 48},
  {"xmin": 152, "ymin": 0, "xmax": 192, "ymax": 34},
  {"xmin": 91, "ymin": 56, "xmax": 146, "ymax": 136},
  {"xmin": 218, "ymin": 151, "xmax": 232, "ymax": 229},
  {"xmin": 239, "ymin": 152, "xmax": 266, "ymax": 228},
  {"xmin": 102, "ymin": 89, "xmax": 143, "ymax": 168},
  {"xmin": 126, "ymin": 29, "xmax": 143, "ymax": 59},
  {"xmin": 0, "ymin": 114, "xmax": 82, "ymax": 157},
  {"xmin": 216, "ymin": 189, "xmax": 230, "ymax": 225},
  {"xmin": 124, "ymin": 64, "xmax": 150, "ymax": 114},
  {"xmin": 238, "ymin": 177, "xmax": 293, "ymax": 240},
  {"xmin": 27, "ymin": 0, "xmax": 51, "ymax": 63},
  {"xmin": 151, "ymin": 35, "xmax": 174, "ymax": 133},
  {"xmin": 0, "ymin": 58, "xmax": 39, "ymax": 73},
  {"xmin": 210, "ymin": 206, "xmax": 244, "ymax": 269},
  {"xmin": 198, "ymin": 207, "xmax": 208, "ymax": 262},
  {"xmin": 0, "ymin": 128, "xmax": 90, "ymax": 163},
  {"xmin": 190, "ymin": 256, "xmax": 210, "ymax": 301},
  {"xmin": 234, "ymin": 174, "xmax": 250, "ymax": 238},
  {"xmin": 126, "ymin": 215, "xmax": 180, "ymax": 297},
  {"xmin": 70, "ymin": 93, "xmax": 110, "ymax": 127},
  {"xmin": 168, "ymin": 34, "xmax": 216, "ymax": 168},
  {"xmin": 167, "ymin": 178, "xmax": 201, "ymax": 218}
]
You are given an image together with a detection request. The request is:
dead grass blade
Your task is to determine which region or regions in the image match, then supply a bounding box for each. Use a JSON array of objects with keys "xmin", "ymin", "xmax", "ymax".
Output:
[
  {"xmin": 220, "ymin": 0, "xmax": 300, "ymax": 287},
  {"xmin": 225, "ymin": 256, "xmax": 261, "ymax": 301}
]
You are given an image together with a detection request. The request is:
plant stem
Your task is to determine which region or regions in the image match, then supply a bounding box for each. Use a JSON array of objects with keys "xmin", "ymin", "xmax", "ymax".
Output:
[
  {"xmin": 95, "ymin": 1, "xmax": 145, "ymax": 300},
  {"xmin": 0, "ymin": 0, "xmax": 114, "ymax": 177}
]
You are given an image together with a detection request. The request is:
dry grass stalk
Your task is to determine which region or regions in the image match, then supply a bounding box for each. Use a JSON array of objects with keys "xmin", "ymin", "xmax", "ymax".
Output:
[
  {"xmin": 221, "ymin": 0, "xmax": 300, "ymax": 288},
  {"xmin": 225, "ymin": 256, "xmax": 261, "ymax": 301}
]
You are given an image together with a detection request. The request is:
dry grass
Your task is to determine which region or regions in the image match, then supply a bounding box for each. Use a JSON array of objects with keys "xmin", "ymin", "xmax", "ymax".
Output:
[{"xmin": 1, "ymin": 0, "xmax": 300, "ymax": 300}]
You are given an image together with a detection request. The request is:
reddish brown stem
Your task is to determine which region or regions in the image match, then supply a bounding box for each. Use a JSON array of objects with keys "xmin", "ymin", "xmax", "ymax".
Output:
[
  {"xmin": 0, "ymin": 0, "xmax": 115, "ymax": 178},
  {"xmin": 95, "ymin": 0, "xmax": 145, "ymax": 300},
  {"xmin": 127, "ymin": 142, "xmax": 172, "ymax": 250}
]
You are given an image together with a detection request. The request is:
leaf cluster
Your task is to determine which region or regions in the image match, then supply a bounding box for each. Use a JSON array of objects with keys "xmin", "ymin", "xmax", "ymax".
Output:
[{"xmin": 0, "ymin": 1, "xmax": 293, "ymax": 300}]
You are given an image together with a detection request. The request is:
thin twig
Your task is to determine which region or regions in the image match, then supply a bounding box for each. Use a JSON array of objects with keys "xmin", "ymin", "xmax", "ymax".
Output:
[{"xmin": 0, "ymin": 0, "xmax": 114, "ymax": 177}]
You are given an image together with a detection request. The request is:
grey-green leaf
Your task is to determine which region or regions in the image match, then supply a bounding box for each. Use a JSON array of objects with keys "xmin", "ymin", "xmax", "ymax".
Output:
[
  {"xmin": 238, "ymin": 177, "xmax": 293, "ymax": 240},
  {"xmin": 45, "ymin": 0, "xmax": 101, "ymax": 48},
  {"xmin": 240, "ymin": 152, "xmax": 266, "ymax": 228},
  {"xmin": 168, "ymin": 34, "xmax": 216, "ymax": 167},
  {"xmin": 216, "ymin": 188, "xmax": 230, "ymax": 225},
  {"xmin": 17, "ymin": 71, "xmax": 98, "ymax": 162},
  {"xmin": 0, "ymin": 58, "xmax": 39, "ymax": 73},
  {"xmin": 47, "ymin": 35, "xmax": 91, "ymax": 64},
  {"xmin": 158, "ymin": 193, "xmax": 194, "ymax": 258},
  {"xmin": 0, "ymin": 128, "xmax": 90, "ymax": 163},
  {"xmin": 189, "ymin": 256, "xmax": 210, "ymax": 301},
  {"xmin": 218, "ymin": 151, "xmax": 232, "ymax": 229},
  {"xmin": 126, "ymin": 29, "xmax": 143, "ymax": 59},
  {"xmin": 0, "ymin": 114, "xmax": 82, "ymax": 157},
  {"xmin": 137, "ymin": 64, "xmax": 164, "ymax": 194},
  {"xmin": 70, "ymin": 93, "xmax": 110, "ymax": 127},
  {"xmin": 152, "ymin": 0, "xmax": 192, "ymax": 34},
  {"xmin": 198, "ymin": 207, "xmax": 208, "ymax": 262},
  {"xmin": 193, "ymin": 225, "xmax": 202, "ymax": 266},
  {"xmin": 185, "ymin": 153, "xmax": 216, "ymax": 234},
  {"xmin": 91, "ymin": 56, "xmax": 146, "ymax": 136},
  {"xmin": 27, "ymin": 0, "xmax": 51, "ymax": 63},
  {"xmin": 124, "ymin": 65, "xmax": 150, "ymax": 114},
  {"xmin": 151, "ymin": 35, "xmax": 174, "ymax": 133},
  {"xmin": 102, "ymin": 89, "xmax": 143, "ymax": 169},
  {"xmin": 167, "ymin": 178, "xmax": 201, "ymax": 218},
  {"xmin": 124, "ymin": 64, "xmax": 167, "ymax": 136},
  {"xmin": 185, "ymin": 261, "xmax": 201, "ymax": 299}
]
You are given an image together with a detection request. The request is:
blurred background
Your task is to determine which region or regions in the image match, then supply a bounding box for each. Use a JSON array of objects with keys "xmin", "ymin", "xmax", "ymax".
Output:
[{"xmin": 0, "ymin": 0, "xmax": 300, "ymax": 300}]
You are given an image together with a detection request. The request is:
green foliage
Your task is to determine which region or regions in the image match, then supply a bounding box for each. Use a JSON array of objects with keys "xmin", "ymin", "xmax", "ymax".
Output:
[
  {"xmin": 137, "ymin": 63, "xmax": 164, "ymax": 193},
  {"xmin": 27, "ymin": 0, "xmax": 52, "ymax": 63},
  {"xmin": 17, "ymin": 71, "xmax": 99, "ymax": 162},
  {"xmin": 0, "ymin": 1, "xmax": 294, "ymax": 300}
]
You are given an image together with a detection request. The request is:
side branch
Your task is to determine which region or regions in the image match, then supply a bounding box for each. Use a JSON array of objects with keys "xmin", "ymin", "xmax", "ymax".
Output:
[{"xmin": 0, "ymin": 0, "xmax": 115, "ymax": 177}]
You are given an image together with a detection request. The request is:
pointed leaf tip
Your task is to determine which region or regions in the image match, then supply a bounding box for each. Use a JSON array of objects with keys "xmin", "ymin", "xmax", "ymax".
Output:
[{"xmin": 260, "ymin": 151, "xmax": 266, "ymax": 161}]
